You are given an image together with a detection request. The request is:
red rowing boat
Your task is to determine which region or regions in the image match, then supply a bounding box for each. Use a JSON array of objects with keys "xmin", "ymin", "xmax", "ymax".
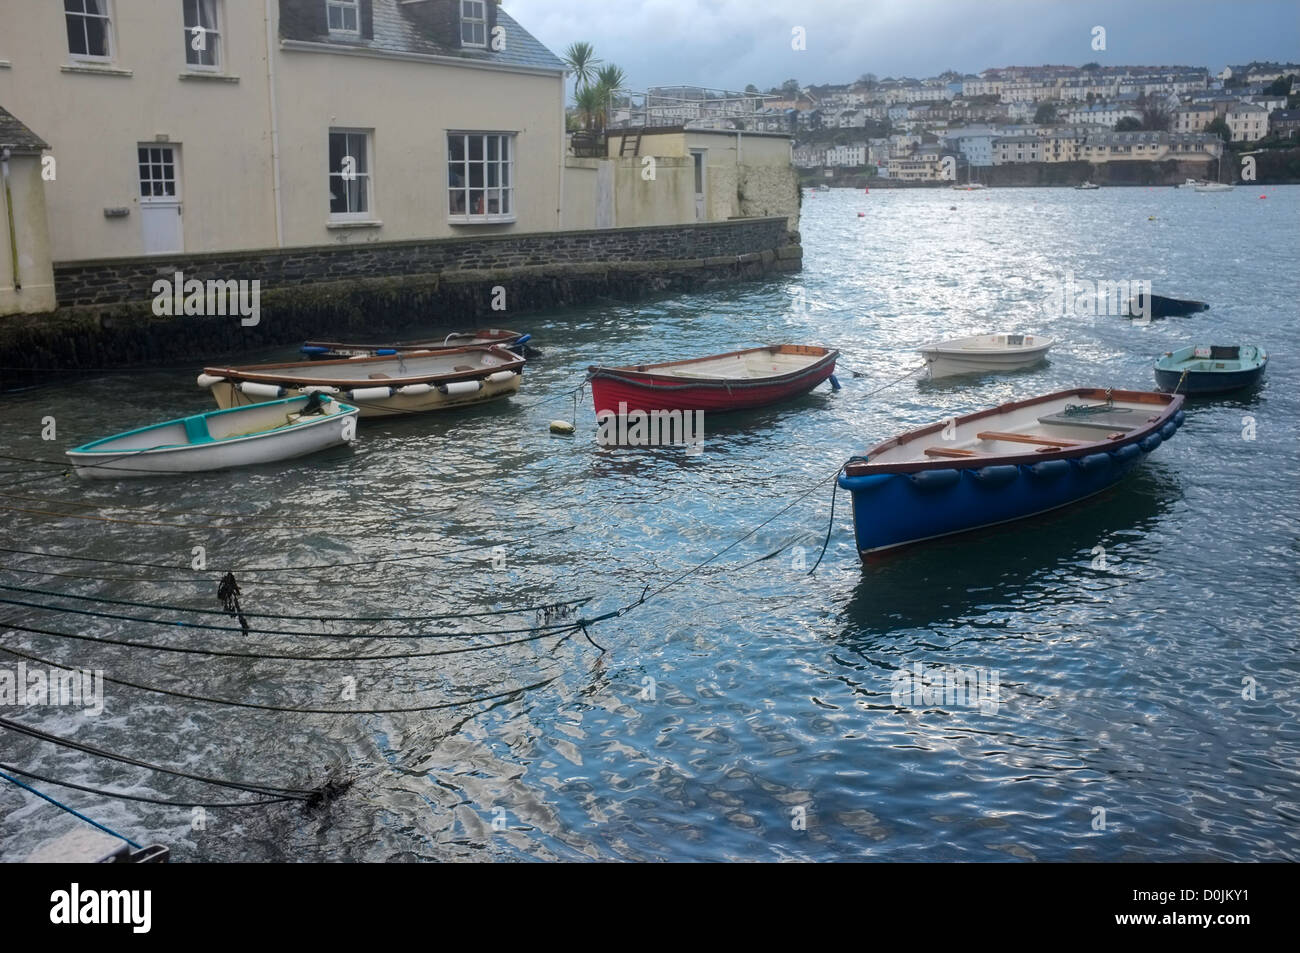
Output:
[{"xmin": 588, "ymin": 345, "xmax": 839, "ymax": 414}]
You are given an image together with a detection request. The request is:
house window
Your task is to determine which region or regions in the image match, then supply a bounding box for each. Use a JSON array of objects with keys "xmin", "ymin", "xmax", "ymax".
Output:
[
  {"xmin": 448, "ymin": 132, "xmax": 515, "ymax": 223},
  {"xmin": 327, "ymin": 0, "xmax": 359, "ymax": 34},
  {"xmin": 328, "ymin": 130, "xmax": 372, "ymax": 219},
  {"xmin": 183, "ymin": 0, "xmax": 221, "ymax": 69},
  {"xmin": 138, "ymin": 146, "xmax": 178, "ymax": 197},
  {"xmin": 461, "ymin": 0, "xmax": 487, "ymax": 47},
  {"xmin": 65, "ymin": 0, "xmax": 112, "ymax": 60}
]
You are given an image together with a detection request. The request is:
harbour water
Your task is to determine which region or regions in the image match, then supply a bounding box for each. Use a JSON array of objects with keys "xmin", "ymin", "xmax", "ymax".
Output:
[{"xmin": 1, "ymin": 185, "xmax": 1297, "ymax": 861}]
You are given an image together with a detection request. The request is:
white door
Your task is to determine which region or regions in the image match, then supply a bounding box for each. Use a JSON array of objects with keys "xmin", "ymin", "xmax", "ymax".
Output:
[
  {"xmin": 690, "ymin": 149, "xmax": 707, "ymax": 221},
  {"xmin": 138, "ymin": 145, "xmax": 183, "ymax": 254}
]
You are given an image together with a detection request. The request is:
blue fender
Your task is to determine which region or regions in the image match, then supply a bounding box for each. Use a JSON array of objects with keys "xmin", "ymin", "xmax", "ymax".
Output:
[
  {"xmin": 1111, "ymin": 443, "xmax": 1140, "ymax": 464},
  {"xmin": 1160, "ymin": 422, "xmax": 1177, "ymax": 440},
  {"xmin": 1075, "ymin": 452, "xmax": 1113, "ymax": 472},
  {"xmin": 1140, "ymin": 433, "xmax": 1163, "ymax": 452},
  {"xmin": 971, "ymin": 464, "xmax": 1020, "ymax": 487},
  {"xmin": 909, "ymin": 468, "xmax": 961, "ymax": 490},
  {"xmin": 1028, "ymin": 459, "xmax": 1071, "ymax": 480},
  {"xmin": 1173, "ymin": 409, "xmax": 1185, "ymax": 426},
  {"xmin": 838, "ymin": 472, "xmax": 894, "ymax": 493},
  {"xmin": 375, "ymin": 348, "xmax": 397, "ymax": 356}
]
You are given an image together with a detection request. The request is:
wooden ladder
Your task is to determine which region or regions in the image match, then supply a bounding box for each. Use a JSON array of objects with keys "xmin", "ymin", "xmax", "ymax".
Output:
[{"xmin": 619, "ymin": 129, "xmax": 643, "ymax": 157}]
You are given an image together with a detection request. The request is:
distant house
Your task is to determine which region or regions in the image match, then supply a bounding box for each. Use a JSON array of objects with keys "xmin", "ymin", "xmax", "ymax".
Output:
[
  {"xmin": 1270, "ymin": 109, "xmax": 1300, "ymax": 138},
  {"xmin": 1225, "ymin": 103, "xmax": 1270, "ymax": 141}
]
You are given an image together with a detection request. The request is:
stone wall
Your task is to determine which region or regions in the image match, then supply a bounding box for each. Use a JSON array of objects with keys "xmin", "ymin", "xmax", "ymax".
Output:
[{"xmin": 0, "ymin": 217, "xmax": 799, "ymax": 384}]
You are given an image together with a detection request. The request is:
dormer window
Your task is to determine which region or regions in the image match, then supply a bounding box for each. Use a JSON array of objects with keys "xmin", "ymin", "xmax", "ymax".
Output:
[
  {"xmin": 461, "ymin": 0, "xmax": 487, "ymax": 47},
  {"xmin": 327, "ymin": 0, "xmax": 359, "ymax": 34}
]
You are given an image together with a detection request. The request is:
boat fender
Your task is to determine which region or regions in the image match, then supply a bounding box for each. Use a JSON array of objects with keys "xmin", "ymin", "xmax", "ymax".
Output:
[
  {"xmin": 1110, "ymin": 443, "xmax": 1141, "ymax": 464},
  {"xmin": 829, "ymin": 374, "xmax": 841, "ymax": 391},
  {"xmin": 1028, "ymin": 459, "xmax": 1070, "ymax": 480},
  {"xmin": 396, "ymin": 383, "xmax": 434, "ymax": 396},
  {"xmin": 375, "ymin": 349, "xmax": 397, "ymax": 356},
  {"xmin": 514, "ymin": 334, "xmax": 532, "ymax": 347},
  {"xmin": 300, "ymin": 346, "xmax": 330, "ymax": 355},
  {"xmin": 1075, "ymin": 452, "xmax": 1113, "ymax": 472},
  {"xmin": 196, "ymin": 373, "xmax": 225, "ymax": 389},
  {"xmin": 1173, "ymin": 409, "xmax": 1185, "ymax": 426},
  {"xmin": 1140, "ymin": 433, "xmax": 1162, "ymax": 452},
  {"xmin": 440, "ymin": 380, "xmax": 483, "ymax": 396},
  {"xmin": 972, "ymin": 464, "xmax": 1019, "ymax": 487},
  {"xmin": 238, "ymin": 381, "xmax": 285, "ymax": 399},
  {"xmin": 1159, "ymin": 422, "xmax": 1178, "ymax": 441},
  {"xmin": 909, "ymin": 468, "xmax": 961, "ymax": 490},
  {"xmin": 301, "ymin": 385, "xmax": 340, "ymax": 395},
  {"xmin": 837, "ymin": 472, "xmax": 893, "ymax": 493},
  {"xmin": 485, "ymin": 370, "xmax": 517, "ymax": 384},
  {"xmin": 549, "ymin": 420, "xmax": 576, "ymax": 436},
  {"xmin": 349, "ymin": 386, "xmax": 393, "ymax": 401}
]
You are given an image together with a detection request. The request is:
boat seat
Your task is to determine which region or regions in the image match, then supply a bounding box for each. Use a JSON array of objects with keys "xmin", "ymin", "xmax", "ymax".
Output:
[
  {"xmin": 666, "ymin": 368, "xmax": 750, "ymax": 380},
  {"xmin": 183, "ymin": 415, "xmax": 214, "ymax": 444},
  {"xmin": 453, "ymin": 365, "xmax": 475, "ymax": 372},
  {"xmin": 924, "ymin": 446, "xmax": 984, "ymax": 458},
  {"xmin": 976, "ymin": 430, "xmax": 1084, "ymax": 448},
  {"xmin": 367, "ymin": 373, "xmax": 392, "ymax": 380}
]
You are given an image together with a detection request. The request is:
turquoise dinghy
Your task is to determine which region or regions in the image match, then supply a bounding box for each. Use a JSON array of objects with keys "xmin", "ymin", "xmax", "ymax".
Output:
[
  {"xmin": 837, "ymin": 388, "xmax": 1184, "ymax": 556},
  {"xmin": 67, "ymin": 394, "xmax": 358, "ymax": 479},
  {"xmin": 1154, "ymin": 345, "xmax": 1267, "ymax": 395}
]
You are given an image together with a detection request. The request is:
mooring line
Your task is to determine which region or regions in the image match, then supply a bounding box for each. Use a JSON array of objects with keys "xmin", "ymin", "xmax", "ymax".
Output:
[{"xmin": 0, "ymin": 768, "xmax": 143, "ymax": 849}]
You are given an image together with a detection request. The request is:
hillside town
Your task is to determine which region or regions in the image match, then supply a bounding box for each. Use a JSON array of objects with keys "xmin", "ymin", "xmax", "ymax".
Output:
[{"xmin": 609, "ymin": 62, "xmax": 1299, "ymax": 183}]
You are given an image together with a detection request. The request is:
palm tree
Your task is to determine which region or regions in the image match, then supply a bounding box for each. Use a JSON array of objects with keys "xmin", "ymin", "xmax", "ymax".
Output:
[
  {"xmin": 562, "ymin": 41, "xmax": 601, "ymax": 103},
  {"xmin": 575, "ymin": 84, "xmax": 606, "ymax": 133},
  {"xmin": 593, "ymin": 63, "xmax": 627, "ymax": 122}
]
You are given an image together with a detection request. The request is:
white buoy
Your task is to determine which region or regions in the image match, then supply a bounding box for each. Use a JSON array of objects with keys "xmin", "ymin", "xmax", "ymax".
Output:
[{"xmin": 549, "ymin": 420, "xmax": 576, "ymax": 436}]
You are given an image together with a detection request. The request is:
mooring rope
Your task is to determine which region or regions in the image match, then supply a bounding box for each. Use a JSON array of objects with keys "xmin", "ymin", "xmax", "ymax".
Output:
[
  {"xmin": 0, "ymin": 768, "xmax": 143, "ymax": 849},
  {"xmin": 0, "ymin": 763, "xmax": 292, "ymax": 809}
]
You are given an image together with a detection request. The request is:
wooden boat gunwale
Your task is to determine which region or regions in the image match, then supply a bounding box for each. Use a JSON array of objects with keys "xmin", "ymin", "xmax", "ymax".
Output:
[
  {"xmin": 204, "ymin": 344, "xmax": 525, "ymax": 388},
  {"xmin": 843, "ymin": 388, "xmax": 1183, "ymax": 476},
  {"xmin": 587, "ymin": 344, "xmax": 839, "ymax": 391},
  {"xmin": 302, "ymin": 329, "xmax": 525, "ymax": 353}
]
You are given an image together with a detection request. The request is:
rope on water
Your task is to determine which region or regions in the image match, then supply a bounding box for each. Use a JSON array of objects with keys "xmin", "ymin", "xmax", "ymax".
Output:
[
  {"xmin": 0, "ymin": 767, "xmax": 143, "ymax": 849},
  {"xmin": 0, "ymin": 763, "xmax": 292, "ymax": 809},
  {"xmin": 0, "ymin": 716, "xmax": 314, "ymax": 798},
  {"xmin": 0, "ymin": 593, "xmax": 589, "ymax": 640},
  {"xmin": 0, "ymin": 616, "xmax": 586, "ymax": 662},
  {"xmin": 0, "ymin": 581, "xmax": 591, "ymax": 624},
  {"xmin": 0, "ymin": 643, "xmax": 562, "ymax": 715}
]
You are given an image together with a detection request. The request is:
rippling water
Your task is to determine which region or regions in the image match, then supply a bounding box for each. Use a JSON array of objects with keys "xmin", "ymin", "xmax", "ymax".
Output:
[{"xmin": 2, "ymin": 185, "xmax": 1298, "ymax": 861}]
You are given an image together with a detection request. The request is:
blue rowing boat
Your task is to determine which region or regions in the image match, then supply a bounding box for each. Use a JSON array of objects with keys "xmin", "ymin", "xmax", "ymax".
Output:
[
  {"xmin": 1154, "ymin": 345, "xmax": 1267, "ymax": 395},
  {"xmin": 837, "ymin": 388, "xmax": 1184, "ymax": 556}
]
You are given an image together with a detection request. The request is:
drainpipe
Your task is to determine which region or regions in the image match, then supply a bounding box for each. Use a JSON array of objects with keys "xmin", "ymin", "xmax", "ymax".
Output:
[
  {"xmin": 264, "ymin": 0, "xmax": 284, "ymax": 246},
  {"xmin": 557, "ymin": 72, "xmax": 566, "ymax": 230},
  {"xmin": 1, "ymin": 147, "xmax": 19, "ymax": 291}
]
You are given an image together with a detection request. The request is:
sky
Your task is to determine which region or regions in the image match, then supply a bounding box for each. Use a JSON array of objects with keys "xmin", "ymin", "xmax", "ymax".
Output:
[{"xmin": 505, "ymin": 0, "xmax": 1300, "ymax": 94}]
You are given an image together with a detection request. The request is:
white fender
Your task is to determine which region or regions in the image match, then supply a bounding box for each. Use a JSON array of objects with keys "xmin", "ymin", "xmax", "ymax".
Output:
[{"xmin": 238, "ymin": 381, "xmax": 285, "ymax": 398}]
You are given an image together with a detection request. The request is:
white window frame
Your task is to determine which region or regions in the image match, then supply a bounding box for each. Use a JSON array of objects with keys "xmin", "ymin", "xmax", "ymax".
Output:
[
  {"xmin": 447, "ymin": 132, "xmax": 516, "ymax": 225},
  {"xmin": 328, "ymin": 128, "xmax": 374, "ymax": 222},
  {"xmin": 65, "ymin": 0, "xmax": 115, "ymax": 63},
  {"xmin": 460, "ymin": 0, "xmax": 487, "ymax": 48},
  {"xmin": 326, "ymin": 0, "xmax": 360, "ymax": 36},
  {"xmin": 183, "ymin": 0, "xmax": 222, "ymax": 72}
]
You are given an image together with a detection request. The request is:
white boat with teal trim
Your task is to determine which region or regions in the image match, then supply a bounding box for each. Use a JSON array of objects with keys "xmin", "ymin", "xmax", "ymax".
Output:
[{"xmin": 66, "ymin": 394, "xmax": 358, "ymax": 479}]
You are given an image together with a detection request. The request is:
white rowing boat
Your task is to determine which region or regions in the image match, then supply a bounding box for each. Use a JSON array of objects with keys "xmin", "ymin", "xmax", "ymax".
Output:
[
  {"xmin": 66, "ymin": 394, "xmax": 358, "ymax": 478},
  {"xmin": 200, "ymin": 345, "xmax": 525, "ymax": 418},
  {"xmin": 918, "ymin": 332, "xmax": 1054, "ymax": 379}
]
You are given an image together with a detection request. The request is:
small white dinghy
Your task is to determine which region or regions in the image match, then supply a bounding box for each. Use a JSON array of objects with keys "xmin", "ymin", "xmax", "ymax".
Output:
[
  {"xmin": 919, "ymin": 333, "xmax": 1054, "ymax": 380},
  {"xmin": 66, "ymin": 394, "xmax": 358, "ymax": 479}
]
